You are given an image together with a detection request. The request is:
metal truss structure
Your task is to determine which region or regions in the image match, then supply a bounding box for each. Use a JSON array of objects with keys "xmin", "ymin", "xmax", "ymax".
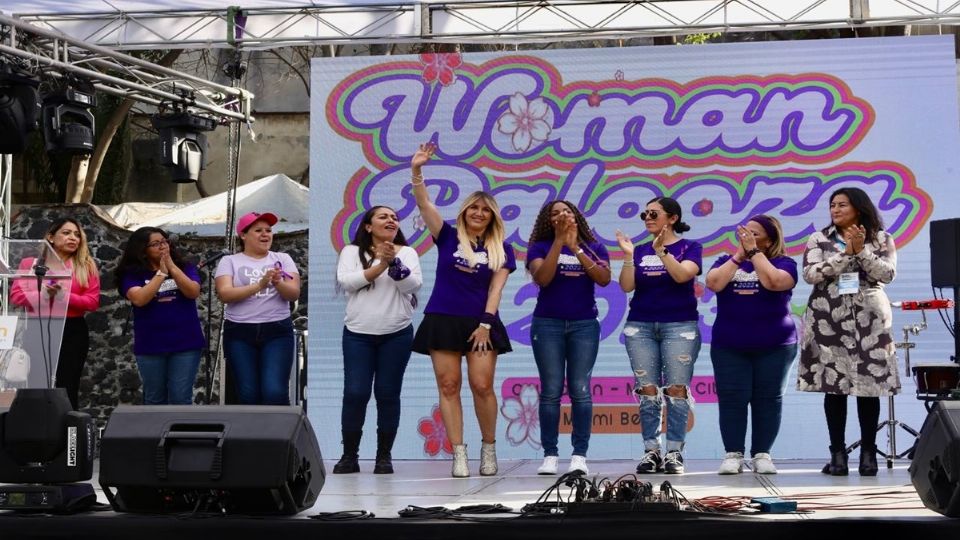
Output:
[{"xmin": 8, "ymin": 0, "xmax": 960, "ymax": 50}]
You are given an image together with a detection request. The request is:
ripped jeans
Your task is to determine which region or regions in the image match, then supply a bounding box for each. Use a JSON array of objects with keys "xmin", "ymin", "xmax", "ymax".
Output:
[{"xmin": 623, "ymin": 320, "xmax": 701, "ymax": 452}]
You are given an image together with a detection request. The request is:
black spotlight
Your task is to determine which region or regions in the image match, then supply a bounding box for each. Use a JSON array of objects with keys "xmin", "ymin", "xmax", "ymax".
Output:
[
  {"xmin": 41, "ymin": 81, "xmax": 97, "ymax": 154},
  {"xmin": 0, "ymin": 388, "xmax": 97, "ymax": 512},
  {"xmin": 152, "ymin": 112, "xmax": 217, "ymax": 183},
  {"xmin": 0, "ymin": 64, "xmax": 41, "ymax": 154}
]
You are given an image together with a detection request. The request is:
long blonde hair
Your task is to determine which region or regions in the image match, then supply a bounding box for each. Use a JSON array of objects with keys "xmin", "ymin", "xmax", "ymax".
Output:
[
  {"xmin": 455, "ymin": 191, "xmax": 507, "ymax": 271},
  {"xmin": 46, "ymin": 218, "xmax": 96, "ymax": 287}
]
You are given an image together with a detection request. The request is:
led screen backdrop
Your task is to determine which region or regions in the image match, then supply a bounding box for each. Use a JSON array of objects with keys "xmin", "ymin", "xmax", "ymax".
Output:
[{"xmin": 309, "ymin": 36, "xmax": 960, "ymax": 460}]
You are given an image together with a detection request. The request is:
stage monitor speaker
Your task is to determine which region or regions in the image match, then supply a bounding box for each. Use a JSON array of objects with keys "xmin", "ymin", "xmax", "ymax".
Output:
[
  {"xmin": 909, "ymin": 400, "xmax": 960, "ymax": 517},
  {"xmin": 930, "ymin": 218, "xmax": 960, "ymax": 288},
  {"xmin": 98, "ymin": 405, "xmax": 324, "ymax": 515}
]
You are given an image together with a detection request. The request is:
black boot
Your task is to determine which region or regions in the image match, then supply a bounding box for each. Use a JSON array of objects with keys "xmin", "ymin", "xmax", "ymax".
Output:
[
  {"xmin": 373, "ymin": 430, "xmax": 397, "ymax": 474},
  {"xmin": 333, "ymin": 430, "xmax": 362, "ymax": 474},
  {"xmin": 821, "ymin": 446, "xmax": 849, "ymax": 476},
  {"xmin": 859, "ymin": 445, "xmax": 878, "ymax": 476}
]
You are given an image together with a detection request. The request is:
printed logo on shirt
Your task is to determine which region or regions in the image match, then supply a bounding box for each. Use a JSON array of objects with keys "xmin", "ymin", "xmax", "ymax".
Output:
[
  {"xmin": 731, "ymin": 268, "xmax": 760, "ymax": 295},
  {"xmin": 639, "ymin": 254, "xmax": 665, "ymax": 276},
  {"xmin": 144, "ymin": 277, "xmax": 179, "ymax": 302},
  {"xmin": 453, "ymin": 246, "xmax": 488, "ymax": 273},
  {"xmin": 557, "ymin": 253, "xmax": 585, "ymax": 276},
  {"xmin": 241, "ymin": 266, "xmax": 278, "ymax": 298}
]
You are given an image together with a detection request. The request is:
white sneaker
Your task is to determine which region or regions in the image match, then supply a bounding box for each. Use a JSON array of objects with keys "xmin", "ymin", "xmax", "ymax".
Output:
[
  {"xmin": 568, "ymin": 455, "xmax": 589, "ymax": 475},
  {"xmin": 452, "ymin": 444, "xmax": 469, "ymax": 478},
  {"xmin": 717, "ymin": 452, "xmax": 744, "ymax": 475},
  {"xmin": 479, "ymin": 441, "xmax": 498, "ymax": 476},
  {"xmin": 537, "ymin": 456, "xmax": 559, "ymax": 475},
  {"xmin": 751, "ymin": 453, "xmax": 777, "ymax": 474}
]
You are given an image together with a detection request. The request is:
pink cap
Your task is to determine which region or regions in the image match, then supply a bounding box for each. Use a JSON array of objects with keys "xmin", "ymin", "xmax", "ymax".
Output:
[{"xmin": 236, "ymin": 211, "xmax": 279, "ymax": 235}]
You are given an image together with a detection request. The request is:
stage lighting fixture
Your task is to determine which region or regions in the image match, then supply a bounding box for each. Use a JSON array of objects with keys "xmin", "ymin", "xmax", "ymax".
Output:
[
  {"xmin": 152, "ymin": 112, "xmax": 217, "ymax": 183},
  {"xmin": 41, "ymin": 83, "xmax": 97, "ymax": 154},
  {"xmin": 0, "ymin": 388, "xmax": 97, "ymax": 512},
  {"xmin": 0, "ymin": 64, "xmax": 41, "ymax": 154}
]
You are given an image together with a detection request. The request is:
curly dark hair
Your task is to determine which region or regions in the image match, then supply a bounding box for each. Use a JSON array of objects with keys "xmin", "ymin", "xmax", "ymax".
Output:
[
  {"xmin": 828, "ymin": 187, "xmax": 884, "ymax": 243},
  {"xmin": 114, "ymin": 227, "xmax": 190, "ymax": 294},
  {"xmin": 528, "ymin": 200, "xmax": 597, "ymax": 246}
]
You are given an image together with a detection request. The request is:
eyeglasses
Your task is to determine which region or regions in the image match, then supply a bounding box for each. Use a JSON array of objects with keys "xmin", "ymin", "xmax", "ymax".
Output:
[
  {"xmin": 640, "ymin": 210, "xmax": 664, "ymax": 221},
  {"xmin": 147, "ymin": 239, "xmax": 169, "ymax": 249}
]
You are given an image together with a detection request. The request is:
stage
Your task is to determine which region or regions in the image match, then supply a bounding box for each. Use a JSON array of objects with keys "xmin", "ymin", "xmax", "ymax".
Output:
[{"xmin": 1, "ymin": 457, "xmax": 956, "ymax": 539}]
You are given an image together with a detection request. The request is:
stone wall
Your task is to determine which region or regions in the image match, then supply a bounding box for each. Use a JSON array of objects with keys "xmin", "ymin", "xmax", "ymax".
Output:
[{"xmin": 8, "ymin": 204, "xmax": 308, "ymax": 426}]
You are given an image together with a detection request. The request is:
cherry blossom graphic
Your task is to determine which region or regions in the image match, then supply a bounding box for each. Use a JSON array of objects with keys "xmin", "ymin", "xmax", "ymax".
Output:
[
  {"xmin": 497, "ymin": 93, "xmax": 552, "ymax": 153},
  {"xmin": 692, "ymin": 198, "xmax": 714, "ymax": 217},
  {"xmin": 614, "ymin": 69, "xmax": 625, "ymax": 81},
  {"xmin": 500, "ymin": 384, "xmax": 541, "ymax": 449},
  {"xmin": 587, "ymin": 91, "xmax": 602, "ymax": 107},
  {"xmin": 418, "ymin": 404, "xmax": 453, "ymax": 457},
  {"xmin": 419, "ymin": 52, "xmax": 463, "ymax": 86},
  {"xmin": 412, "ymin": 212, "xmax": 426, "ymax": 233}
]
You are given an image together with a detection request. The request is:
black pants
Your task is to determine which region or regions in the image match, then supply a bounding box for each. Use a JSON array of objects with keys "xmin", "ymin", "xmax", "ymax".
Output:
[
  {"xmin": 824, "ymin": 393, "xmax": 881, "ymax": 450},
  {"xmin": 56, "ymin": 317, "xmax": 89, "ymax": 410}
]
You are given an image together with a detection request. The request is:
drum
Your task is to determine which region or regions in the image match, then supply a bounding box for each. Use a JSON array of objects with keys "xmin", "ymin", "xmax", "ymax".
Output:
[{"xmin": 912, "ymin": 364, "xmax": 960, "ymax": 399}]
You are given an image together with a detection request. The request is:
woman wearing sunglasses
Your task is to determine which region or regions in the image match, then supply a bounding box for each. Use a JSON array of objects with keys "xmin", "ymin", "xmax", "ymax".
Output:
[
  {"xmin": 116, "ymin": 227, "xmax": 205, "ymax": 404},
  {"xmin": 616, "ymin": 197, "xmax": 702, "ymax": 475},
  {"xmin": 215, "ymin": 211, "xmax": 301, "ymax": 405}
]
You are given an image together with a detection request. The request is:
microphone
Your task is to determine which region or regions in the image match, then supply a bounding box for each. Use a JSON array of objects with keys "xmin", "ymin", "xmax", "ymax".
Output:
[
  {"xmin": 198, "ymin": 250, "xmax": 229, "ymax": 270},
  {"xmin": 34, "ymin": 242, "xmax": 50, "ymax": 277}
]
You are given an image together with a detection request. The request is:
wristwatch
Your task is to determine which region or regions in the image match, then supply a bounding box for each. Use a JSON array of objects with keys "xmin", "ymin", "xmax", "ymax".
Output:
[
  {"xmin": 479, "ymin": 323, "xmax": 492, "ymax": 330},
  {"xmin": 659, "ymin": 248, "xmax": 669, "ymax": 257}
]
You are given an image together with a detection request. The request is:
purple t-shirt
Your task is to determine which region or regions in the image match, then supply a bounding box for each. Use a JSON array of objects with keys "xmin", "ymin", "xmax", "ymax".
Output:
[
  {"xmin": 527, "ymin": 240, "xmax": 610, "ymax": 320},
  {"xmin": 626, "ymin": 239, "xmax": 703, "ymax": 323},
  {"xmin": 711, "ymin": 254, "xmax": 798, "ymax": 349},
  {"xmin": 423, "ymin": 222, "xmax": 517, "ymax": 317},
  {"xmin": 120, "ymin": 264, "xmax": 206, "ymax": 355}
]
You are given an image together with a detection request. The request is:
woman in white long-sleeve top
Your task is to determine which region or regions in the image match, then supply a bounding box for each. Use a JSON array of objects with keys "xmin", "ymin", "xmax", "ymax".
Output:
[{"xmin": 334, "ymin": 205, "xmax": 423, "ymax": 475}]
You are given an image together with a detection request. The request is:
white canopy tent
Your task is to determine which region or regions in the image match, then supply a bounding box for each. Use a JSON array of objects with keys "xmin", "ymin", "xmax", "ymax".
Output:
[{"xmin": 104, "ymin": 173, "xmax": 309, "ymax": 236}]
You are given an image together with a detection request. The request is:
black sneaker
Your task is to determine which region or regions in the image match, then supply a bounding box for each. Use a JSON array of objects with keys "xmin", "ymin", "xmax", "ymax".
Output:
[
  {"xmin": 636, "ymin": 450, "xmax": 663, "ymax": 474},
  {"xmin": 663, "ymin": 451, "xmax": 684, "ymax": 474}
]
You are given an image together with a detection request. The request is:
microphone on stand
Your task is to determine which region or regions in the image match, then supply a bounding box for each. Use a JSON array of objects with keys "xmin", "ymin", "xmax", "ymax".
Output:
[
  {"xmin": 34, "ymin": 241, "xmax": 50, "ymax": 278},
  {"xmin": 198, "ymin": 250, "xmax": 229, "ymax": 270}
]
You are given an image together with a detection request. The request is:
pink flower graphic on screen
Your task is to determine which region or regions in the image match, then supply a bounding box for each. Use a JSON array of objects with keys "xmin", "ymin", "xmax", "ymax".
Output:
[
  {"xmin": 500, "ymin": 384, "xmax": 541, "ymax": 449},
  {"xmin": 418, "ymin": 404, "xmax": 453, "ymax": 456},
  {"xmin": 419, "ymin": 52, "xmax": 463, "ymax": 86},
  {"xmin": 497, "ymin": 93, "xmax": 552, "ymax": 153}
]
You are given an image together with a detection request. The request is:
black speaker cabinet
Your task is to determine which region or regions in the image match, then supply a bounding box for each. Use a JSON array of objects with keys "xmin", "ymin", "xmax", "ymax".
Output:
[
  {"xmin": 909, "ymin": 400, "xmax": 960, "ymax": 517},
  {"xmin": 931, "ymin": 218, "xmax": 960, "ymax": 288},
  {"xmin": 98, "ymin": 405, "xmax": 324, "ymax": 515}
]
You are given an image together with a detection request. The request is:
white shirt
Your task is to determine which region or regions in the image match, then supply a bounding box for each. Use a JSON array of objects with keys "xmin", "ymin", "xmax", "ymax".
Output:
[{"xmin": 337, "ymin": 245, "xmax": 422, "ymax": 334}]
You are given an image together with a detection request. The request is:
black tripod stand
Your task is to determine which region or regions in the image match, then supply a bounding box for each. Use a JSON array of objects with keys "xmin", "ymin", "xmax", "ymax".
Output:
[{"xmin": 846, "ymin": 304, "xmax": 927, "ymax": 468}]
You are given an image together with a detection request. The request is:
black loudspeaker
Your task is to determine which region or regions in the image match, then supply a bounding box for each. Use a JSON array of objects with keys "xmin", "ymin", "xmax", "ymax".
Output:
[
  {"xmin": 909, "ymin": 400, "xmax": 960, "ymax": 517},
  {"xmin": 931, "ymin": 218, "xmax": 960, "ymax": 288},
  {"xmin": 98, "ymin": 405, "xmax": 324, "ymax": 515}
]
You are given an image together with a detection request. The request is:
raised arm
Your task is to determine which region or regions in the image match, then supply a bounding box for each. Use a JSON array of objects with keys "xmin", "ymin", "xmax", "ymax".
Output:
[
  {"xmin": 616, "ymin": 230, "xmax": 636, "ymax": 293},
  {"xmin": 410, "ymin": 142, "xmax": 444, "ymax": 239}
]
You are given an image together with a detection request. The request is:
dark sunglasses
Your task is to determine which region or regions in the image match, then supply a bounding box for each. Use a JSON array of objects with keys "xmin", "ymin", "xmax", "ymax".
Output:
[{"xmin": 640, "ymin": 210, "xmax": 667, "ymax": 221}]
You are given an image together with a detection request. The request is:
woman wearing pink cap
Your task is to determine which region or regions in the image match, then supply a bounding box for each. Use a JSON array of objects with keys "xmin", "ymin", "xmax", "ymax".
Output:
[{"xmin": 215, "ymin": 211, "xmax": 301, "ymax": 405}]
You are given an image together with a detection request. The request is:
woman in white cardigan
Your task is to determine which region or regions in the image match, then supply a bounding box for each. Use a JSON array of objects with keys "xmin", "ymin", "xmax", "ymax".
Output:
[{"xmin": 334, "ymin": 205, "xmax": 422, "ymax": 474}]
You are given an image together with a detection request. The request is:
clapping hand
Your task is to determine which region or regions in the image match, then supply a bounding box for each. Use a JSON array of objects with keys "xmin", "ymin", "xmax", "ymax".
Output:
[
  {"xmin": 844, "ymin": 224, "xmax": 867, "ymax": 255},
  {"xmin": 554, "ymin": 214, "xmax": 578, "ymax": 249},
  {"xmin": 377, "ymin": 242, "xmax": 398, "ymax": 265},
  {"xmin": 615, "ymin": 229, "xmax": 634, "ymax": 258},
  {"xmin": 652, "ymin": 225, "xmax": 668, "ymax": 254}
]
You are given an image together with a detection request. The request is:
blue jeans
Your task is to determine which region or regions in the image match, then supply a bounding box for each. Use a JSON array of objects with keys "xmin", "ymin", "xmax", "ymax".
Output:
[
  {"xmin": 623, "ymin": 320, "xmax": 700, "ymax": 452},
  {"xmin": 136, "ymin": 349, "xmax": 202, "ymax": 405},
  {"xmin": 223, "ymin": 318, "xmax": 294, "ymax": 405},
  {"xmin": 531, "ymin": 317, "xmax": 600, "ymax": 457},
  {"xmin": 711, "ymin": 344, "xmax": 797, "ymax": 456},
  {"xmin": 341, "ymin": 325, "xmax": 414, "ymax": 432}
]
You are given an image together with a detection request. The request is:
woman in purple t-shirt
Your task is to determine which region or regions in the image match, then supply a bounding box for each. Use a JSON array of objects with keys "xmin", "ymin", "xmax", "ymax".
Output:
[
  {"xmin": 116, "ymin": 227, "xmax": 205, "ymax": 405},
  {"xmin": 527, "ymin": 200, "xmax": 611, "ymax": 476},
  {"xmin": 616, "ymin": 197, "xmax": 702, "ymax": 475},
  {"xmin": 215, "ymin": 212, "xmax": 301, "ymax": 405},
  {"xmin": 706, "ymin": 215, "xmax": 797, "ymax": 475},
  {"xmin": 409, "ymin": 142, "xmax": 516, "ymax": 478}
]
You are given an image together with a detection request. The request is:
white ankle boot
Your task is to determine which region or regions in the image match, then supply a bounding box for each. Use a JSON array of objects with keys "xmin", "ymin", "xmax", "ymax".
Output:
[
  {"xmin": 452, "ymin": 444, "xmax": 469, "ymax": 478},
  {"xmin": 479, "ymin": 441, "xmax": 498, "ymax": 476}
]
